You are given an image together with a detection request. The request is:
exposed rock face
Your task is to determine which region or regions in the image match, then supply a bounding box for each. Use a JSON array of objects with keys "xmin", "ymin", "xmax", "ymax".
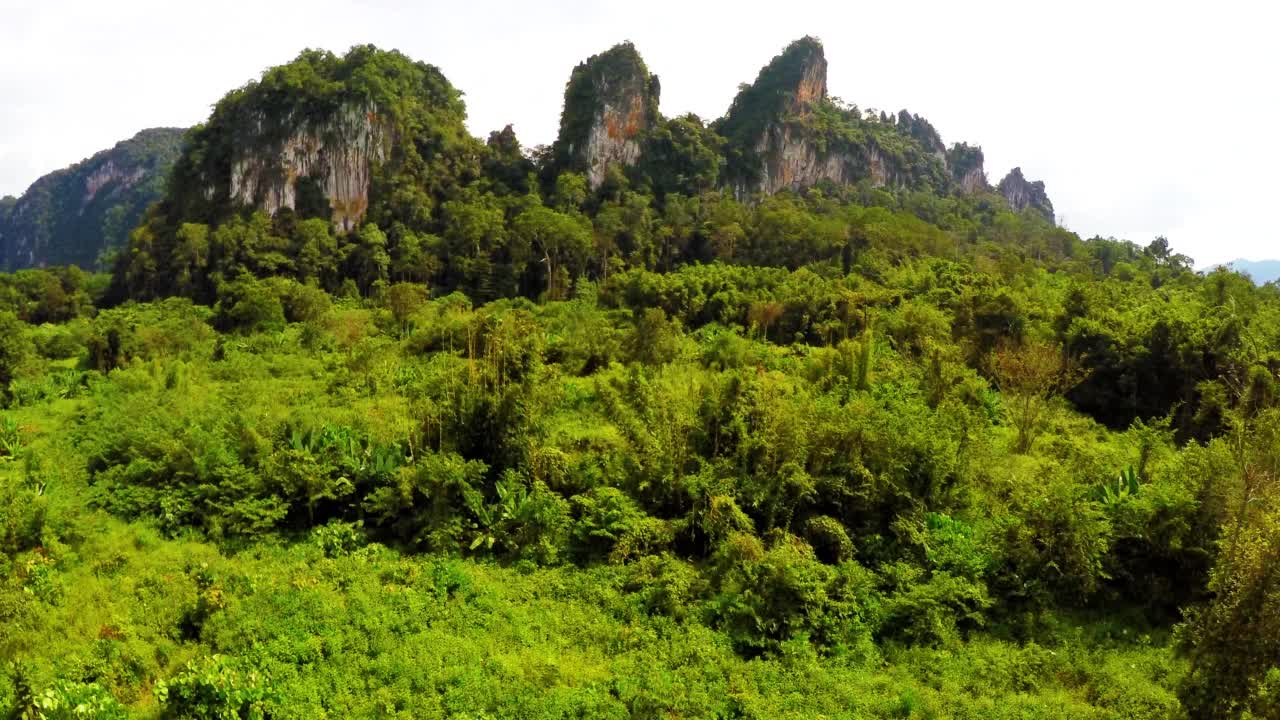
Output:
[
  {"xmin": 0, "ymin": 128, "xmax": 184, "ymax": 270},
  {"xmin": 554, "ymin": 43, "xmax": 660, "ymax": 189},
  {"xmin": 754, "ymin": 121, "xmax": 850, "ymax": 194},
  {"xmin": 229, "ymin": 103, "xmax": 390, "ymax": 232},
  {"xmin": 998, "ymin": 167, "xmax": 1055, "ymax": 222},
  {"xmin": 83, "ymin": 161, "xmax": 146, "ymax": 204},
  {"xmin": 956, "ymin": 167, "xmax": 987, "ymax": 194},
  {"xmin": 789, "ymin": 46, "xmax": 829, "ymax": 113},
  {"xmin": 947, "ymin": 143, "xmax": 989, "ymax": 194}
]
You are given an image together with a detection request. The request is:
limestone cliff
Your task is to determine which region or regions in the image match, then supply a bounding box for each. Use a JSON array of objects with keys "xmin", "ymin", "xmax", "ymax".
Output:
[
  {"xmin": 553, "ymin": 43, "xmax": 660, "ymax": 189},
  {"xmin": 998, "ymin": 167, "xmax": 1054, "ymax": 222},
  {"xmin": 716, "ymin": 38, "xmax": 948, "ymax": 197},
  {"xmin": 0, "ymin": 128, "xmax": 184, "ymax": 270},
  {"xmin": 109, "ymin": 46, "xmax": 481, "ymax": 302},
  {"xmin": 151, "ymin": 45, "xmax": 475, "ymax": 248},
  {"xmin": 227, "ymin": 103, "xmax": 391, "ymax": 232}
]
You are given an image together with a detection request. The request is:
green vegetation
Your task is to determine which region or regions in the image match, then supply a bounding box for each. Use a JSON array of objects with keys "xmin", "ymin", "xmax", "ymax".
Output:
[
  {"xmin": 0, "ymin": 40, "xmax": 1276, "ymax": 720},
  {"xmin": 3, "ymin": 208, "xmax": 1276, "ymax": 717}
]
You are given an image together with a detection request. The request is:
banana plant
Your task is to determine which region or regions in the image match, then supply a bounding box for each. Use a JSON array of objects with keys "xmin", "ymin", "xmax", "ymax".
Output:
[
  {"xmin": 466, "ymin": 473, "xmax": 532, "ymax": 553},
  {"xmin": 1095, "ymin": 465, "xmax": 1140, "ymax": 506},
  {"xmin": 0, "ymin": 415, "xmax": 21, "ymax": 460},
  {"xmin": 306, "ymin": 425, "xmax": 401, "ymax": 469}
]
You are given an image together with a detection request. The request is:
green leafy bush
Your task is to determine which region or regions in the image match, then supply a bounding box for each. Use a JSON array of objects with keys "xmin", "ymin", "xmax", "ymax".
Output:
[
  {"xmin": 157, "ymin": 655, "xmax": 277, "ymax": 720},
  {"xmin": 24, "ymin": 679, "xmax": 127, "ymax": 720}
]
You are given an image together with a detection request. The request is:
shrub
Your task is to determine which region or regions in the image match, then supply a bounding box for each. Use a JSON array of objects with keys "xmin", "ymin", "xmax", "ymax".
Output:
[
  {"xmin": 216, "ymin": 279, "xmax": 286, "ymax": 334},
  {"xmin": 22, "ymin": 679, "xmax": 128, "ymax": 720},
  {"xmin": 157, "ymin": 655, "xmax": 277, "ymax": 720}
]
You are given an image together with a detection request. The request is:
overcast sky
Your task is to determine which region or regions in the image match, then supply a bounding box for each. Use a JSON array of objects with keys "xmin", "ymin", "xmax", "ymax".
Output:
[{"xmin": 1, "ymin": 0, "xmax": 1275, "ymax": 265}]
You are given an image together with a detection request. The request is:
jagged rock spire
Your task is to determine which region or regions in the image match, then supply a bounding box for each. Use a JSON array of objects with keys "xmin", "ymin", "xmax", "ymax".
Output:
[
  {"xmin": 999, "ymin": 167, "xmax": 1055, "ymax": 223},
  {"xmin": 718, "ymin": 36, "xmax": 827, "ymax": 149},
  {"xmin": 552, "ymin": 42, "xmax": 660, "ymax": 189}
]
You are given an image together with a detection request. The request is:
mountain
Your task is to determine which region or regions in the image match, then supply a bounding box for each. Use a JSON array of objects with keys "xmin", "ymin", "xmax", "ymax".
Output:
[
  {"xmin": 543, "ymin": 37, "xmax": 1029, "ymax": 202},
  {"xmin": 714, "ymin": 38, "xmax": 1006, "ymax": 199},
  {"xmin": 159, "ymin": 46, "xmax": 477, "ymax": 235},
  {"xmin": 1222, "ymin": 259, "xmax": 1280, "ymax": 284},
  {"xmin": 0, "ymin": 128, "xmax": 184, "ymax": 271},
  {"xmin": 9, "ymin": 34, "xmax": 1279, "ymax": 720},
  {"xmin": 111, "ymin": 38, "xmax": 1058, "ymax": 302}
]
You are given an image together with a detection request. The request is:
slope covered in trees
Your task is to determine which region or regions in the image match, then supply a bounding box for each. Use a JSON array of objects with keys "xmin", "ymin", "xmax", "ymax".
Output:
[
  {"xmin": 0, "ymin": 128, "xmax": 184, "ymax": 271},
  {"xmin": 0, "ymin": 39, "xmax": 1277, "ymax": 720}
]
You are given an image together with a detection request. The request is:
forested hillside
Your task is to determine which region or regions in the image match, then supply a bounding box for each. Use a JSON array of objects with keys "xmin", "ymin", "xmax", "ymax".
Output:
[
  {"xmin": 0, "ymin": 129, "xmax": 185, "ymax": 272},
  {"xmin": 0, "ymin": 40, "xmax": 1277, "ymax": 720}
]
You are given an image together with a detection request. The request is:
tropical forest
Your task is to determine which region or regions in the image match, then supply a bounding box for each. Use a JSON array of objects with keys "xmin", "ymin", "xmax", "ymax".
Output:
[{"xmin": 0, "ymin": 37, "xmax": 1277, "ymax": 720}]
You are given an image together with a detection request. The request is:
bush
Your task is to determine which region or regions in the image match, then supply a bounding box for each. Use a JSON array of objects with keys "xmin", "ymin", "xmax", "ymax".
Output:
[
  {"xmin": 157, "ymin": 655, "xmax": 277, "ymax": 720},
  {"xmin": 0, "ymin": 311, "xmax": 32, "ymax": 404},
  {"xmin": 711, "ymin": 533, "xmax": 879, "ymax": 654},
  {"xmin": 23, "ymin": 679, "xmax": 128, "ymax": 720},
  {"xmin": 216, "ymin": 279, "xmax": 286, "ymax": 334},
  {"xmin": 29, "ymin": 324, "xmax": 84, "ymax": 360},
  {"xmin": 277, "ymin": 280, "xmax": 332, "ymax": 323}
]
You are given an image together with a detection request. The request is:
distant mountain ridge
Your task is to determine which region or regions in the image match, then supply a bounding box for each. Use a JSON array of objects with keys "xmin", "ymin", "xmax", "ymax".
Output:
[
  {"xmin": 1219, "ymin": 259, "xmax": 1280, "ymax": 284},
  {"xmin": 0, "ymin": 128, "xmax": 185, "ymax": 271}
]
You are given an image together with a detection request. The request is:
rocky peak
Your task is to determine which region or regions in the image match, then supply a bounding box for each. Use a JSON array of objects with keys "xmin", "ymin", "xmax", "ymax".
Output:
[
  {"xmin": 718, "ymin": 36, "xmax": 827, "ymax": 146},
  {"xmin": 998, "ymin": 167, "xmax": 1054, "ymax": 222},
  {"xmin": 553, "ymin": 42, "xmax": 660, "ymax": 189},
  {"xmin": 718, "ymin": 38, "xmax": 953, "ymax": 196},
  {"xmin": 160, "ymin": 46, "xmax": 472, "ymax": 241},
  {"xmin": 947, "ymin": 143, "xmax": 989, "ymax": 194},
  {"xmin": 786, "ymin": 38, "xmax": 829, "ymax": 113}
]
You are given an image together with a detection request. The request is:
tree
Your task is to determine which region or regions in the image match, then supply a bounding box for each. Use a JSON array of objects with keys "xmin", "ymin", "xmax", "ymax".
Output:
[
  {"xmin": 990, "ymin": 340, "xmax": 1080, "ymax": 453},
  {"xmin": 218, "ymin": 278, "xmax": 286, "ymax": 334},
  {"xmin": 173, "ymin": 223, "xmax": 211, "ymax": 297},
  {"xmin": 552, "ymin": 172, "xmax": 588, "ymax": 213},
  {"xmin": 292, "ymin": 218, "xmax": 338, "ymax": 285},
  {"xmin": 0, "ymin": 311, "xmax": 30, "ymax": 404},
  {"xmin": 350, "ymin": 223, "xmax": 390, "ymax": 293},
  {"xmin": 441, "ymin": 195, "xmax": 505, "ymax": 295},
  {"xmin": 1179, "ymin": 410, "xmax": 1280, "ymax": 719},
  {"xmin": 511, "ymin": 206, "xmax": 591, "ymax": 300},
  {"xmin": 387, "ymin": 282, "xmax": 430, "ymax": 337}
]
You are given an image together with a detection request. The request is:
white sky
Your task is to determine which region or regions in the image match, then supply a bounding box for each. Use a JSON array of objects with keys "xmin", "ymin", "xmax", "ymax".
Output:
[{"xmin": 1, "ymin": 0, "xmax": 1276, "ymax": 265}]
